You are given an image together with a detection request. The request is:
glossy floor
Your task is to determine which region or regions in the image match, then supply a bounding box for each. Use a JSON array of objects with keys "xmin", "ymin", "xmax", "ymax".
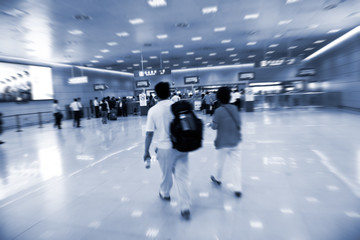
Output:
[{"xmin": 0, "ymin": 108, "xmax": 359, "ymax": 240}]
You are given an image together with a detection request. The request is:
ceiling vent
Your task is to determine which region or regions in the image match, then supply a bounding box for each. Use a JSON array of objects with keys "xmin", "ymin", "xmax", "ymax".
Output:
[
  {"xmin": 144, "ymin": 43, "xmax": 152, "ymax": 47},
  {"xmin": 74, "ymin": 14, "xmax": 92, "ymax": 20},
  {"xmin": 175, "ymin": 22, "xmax": 190, "ymax": 28}
]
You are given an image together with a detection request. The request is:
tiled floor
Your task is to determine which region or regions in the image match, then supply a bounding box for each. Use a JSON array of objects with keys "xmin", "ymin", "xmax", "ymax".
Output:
[{"xmin": 0, "ymin": 107, "xmax": 359, "ymax": 240}]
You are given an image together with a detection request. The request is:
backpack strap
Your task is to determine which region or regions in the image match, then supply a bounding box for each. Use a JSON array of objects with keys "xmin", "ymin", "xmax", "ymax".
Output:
[{"xmin": 222, "ymin": 105, "xmax": 240, "ymax": 130}]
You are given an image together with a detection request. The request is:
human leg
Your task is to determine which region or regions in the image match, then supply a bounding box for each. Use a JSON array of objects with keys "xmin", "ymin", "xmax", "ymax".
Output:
[
  {"xmin": 213, "ymin": 148, "xmax": 227, "ymax": 183},
  {"xmin": 156, "ymin": 148, "xmax": 174, "ymax": 198},
  {"xmin": 229, "ymin": 145, "xmax": 242, "ymax": 194},
  {"xmin": 173, "ymin": 150, "xmax": 191, "ymax": 211}
]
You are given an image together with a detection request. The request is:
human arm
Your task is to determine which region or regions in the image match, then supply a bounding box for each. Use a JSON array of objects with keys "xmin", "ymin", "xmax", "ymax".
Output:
[{"xmin": 144, "ymin": 131, "xmax": 154, "ymax": 161}]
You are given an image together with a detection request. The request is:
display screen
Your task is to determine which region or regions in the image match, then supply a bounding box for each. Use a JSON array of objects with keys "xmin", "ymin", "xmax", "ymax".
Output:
[
  {"xmin": 297, "ymin": 68, "xmax": 316, "ymax": 76},
  {"xmin": 184, "ymin": 76, "xmax": 199, "ymax": 84},
  {"xmin": 93, "ymin": 84, "xmax": 108, "ymax": 91},
  {"xmin": 134, "ymin": 69, "xmax": 171, "ymax": 77},
  {"xmin": 0, "ymin": 62, "xmax": 53, "ymax": 102},
  {"xmin": 239, "ymin": 72, "xmax": 255, "ymax": 80},
  {"xmin": 136, "ymin": 80, "xmax": 150, "ymax": 88}
]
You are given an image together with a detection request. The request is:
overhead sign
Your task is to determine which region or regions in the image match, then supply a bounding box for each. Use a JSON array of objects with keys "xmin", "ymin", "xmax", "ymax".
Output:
[
  {"xmin": 297, "ymin": 68, "xmax": 316, "ymax": 76},
  {"xmin": 68, "ymin": 76, "xmax": 88, "ymax": 84},
  {"xmin": 184, "ymin": 76, "xmax": 199, "ymax": 84},
  {"xmin": 136, "ymin": 80, "xmax": 150, "ymax": 88},
  {"xmin": 93, "ymin": 84, "xmax": 108, "ymax": 91},
  {"xmin": 259, "ymin": 58, "xmax": 296, "ymax": 67},
  {"xmin": 134, "ymin": 69, "xmax": 171, "ymax": 77},
  {"xmin": 239, "ymin": 72, "xmax": 255, "ymax": 80}
]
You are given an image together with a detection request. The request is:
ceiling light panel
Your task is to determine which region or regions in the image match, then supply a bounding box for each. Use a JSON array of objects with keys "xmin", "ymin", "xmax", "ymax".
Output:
[
  {"xmin": 149, "ymin": 56, "xmax": 158, "ymax": 59},
  {"xmin": 116, "ymin": 32, "xmax": 129, "ymax": 37},
  {"xmin": 248, "ymin": 55, "xmax": 256, "ymax": 58},
  {"xmin": 100, "ymin": 49, "xmax": 110, "ymax": 53},
  {"xmin": 94, "ymin": 55, "xmax": 103, "ymax": 58},
  {"xmin": 309, "ymin": 24, "xmax": 319, "ymax": 29},
  {"xmin": 288, "ymin": 46, "xmax": 297, "ymax": 49},
  {"xmin": 191, "ymin": 36, "xmax": 202, "ymax": 41},
  {"xmin": 195, "ymin": 57, "xmax": 203, "ymax": 60},
  {"xmin": 269, "ymin": 44, "xmax": 279, "ymax": 48},
  {"xmin": 244, "ymin": 13, "xmax": 259, "ymax": 20},
  {"xmin": 186, "ymin": 52, "xmax": 194, "ymax": 55},
  {"xmin": 129, "ymin": 18, "xmax": 144, "ymax": 25},
  {"xmin": 214, "ymin": 27, "xmax": 226, "ymax": 32},
  {"xmin": 278, "ymin": 19, "xmax": 293, "ymax": 25},
  {"xmin": 68, "ymin": 29, "xmax": 83, "ymax": 35},
  {"xmin": 226, "ymin": 48, "xmax": 235, "ymax": 51},
  {"xmin": 304, "ymin": 47, "xmax": 314, "ymax": 51},
  {"xmin": 161, "ymin": 51, "xmax": 169, "ymax": 54},
  {"xmin": 247, "ymin": 41, "xmax": 257, "ymax": 46},
  {"xmin": 147, "ymin": 0, "xmax": 167, "ymax": 7},
  {"xmin": 107, "ymin": 42, "xmax": 118, "ymax": 46},
  {"xmin": 230, "ymin": 54, "xmax": 237, "ymax": 57},
  {"xmin": 156, "ymin": 34, "xmax": 168, "ymax": 39},
  {"xmin": 209, "ymin": 53, "xmax": 216, "ymax": 56},
  {"xmin": 202, "ymin": 6, "xmax": 218, "ymax": 14},
  {"xmin": 174, "ymin": 44, "xmax": 184, "ymax": 48},
  {"xmin": 286, "ymin": 0, "xmax": 300, "ymax": 4},
  {"xmin": 314, "ymin": 40, "xmax": 326, "ymax": 44},
  {"xmin": 116, "ymin": 60, "xmax": 124, "ymax": 63},
  {"xmin": 221, "ymin": 39, "xmax": 232, "ymax": 43},
  {"xmin": 327, "ymin": 29, "xmax": 341, "ymax": 34},
  {"xmin": 132, "ymin": 50, "xmax": 141, "ymax": 53}
]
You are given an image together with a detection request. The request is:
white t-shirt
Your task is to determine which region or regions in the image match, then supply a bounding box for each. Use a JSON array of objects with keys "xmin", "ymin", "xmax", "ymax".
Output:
[
  {"xmin": 70, "ymin": 101, "xmax": 81, "ymax": 111},
  {"xmin": 145, "ymin": 99, "xmax": 174, "ymax": 149},
  {"xmin": 171, "ymin": 95, "xmax": 180, "ymax": 102}
]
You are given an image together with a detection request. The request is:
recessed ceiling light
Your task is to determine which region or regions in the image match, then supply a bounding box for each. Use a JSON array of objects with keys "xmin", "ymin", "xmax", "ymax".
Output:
[
  {"xmin": 147, "ymin": 0, "xmax": 167, "ymax": 7},
  {"xmin": 247, "ymin": 41, "xmax": 257, "ymax": 46},
  {"xmin": 116, "ymin": 60, "xmax": 124, "ymax": 63},
  {"xmin": 226, "ymin": 48, "xmax": 235, "ymax": 51},
  {"xmin": 142, "ymin": 60, "xmax": 148, "ymax": 63},
  {"xmin": 278, "ymin": 19, "xmax": 292, "ymax": 25},
  {"xmin": 163, "ymin": 60, "xmax": 170, "ymax": 63},
  {"xmin": 90, "ymin": 60, "xmax": 99, "ymax": 63},
  {"xmin": 288, "ymin": 46, "xmax": 297, "ymax": 49},
  {"xmin": 184, "ymin": 61, "xmax": 190, "ymax": 63},
  {"xmin": 116, "ymin": 32, "xmax": 129, "ymax": 37},
  {"xmin": 248, "ymin": 55, "xmax": 256, "ymax": 58},
  {"xmin": 173, "ymin": 64, "xmax": 179, "ymax": 66},
  {"xmin": 314, "ymin": 40, "xmax": 325, "ymax": 44},
  {"xmin": 304, "ymin": 47, "xmax": 314, "ymax": 51},
  {"xmin": 202, "ymin": 6, "xmax": 218, "ymax": 14},
  {"xmin": 161, "ymin": 51, "xmax": 169, "ymax": 54},
  {"xmin": 221, "ymin": 39, "xmax": 232, "ymax": 43},
  {"xmin": 68, "ymin": 29, "xmax": 83, "ymax": 35},
  {"xmin": 266, "ymin": 51, "xmax": 275, "ymax": 54},
  {"xmin": 129, "ymin": 18, "xmax": 144, "ymax": 25},
  {"xmin": 107, "ymin": 42, "xmax": 118, "ymax": 46},
  {"xmin": 157, "ymin": 34, "xmax": 168, "ymax": 39},
  {"xmin": 309, "ymin": 24, "xmax": 319, "ymax": 29},
  {"xmin": 274, "ymin": 34, "xmax": 282, "ymax": 38},
  {"xmin": 202, "ymin": 61, "xmax": 208, "ymax": 64},
  {"xmin": 232, "ymin": 58, "xmax": 239, "ymax": 61},
  {"xmin": 244, "ymin": 13, "xmax": 259, "ymax": 20},
  {"xmin": 127, "ymin": 67, "xmax": 133, "ymax": 69},
  {"xmin": 195, "ymin": 57, "xmax": 202, "ymax": 60},
  {"xmin": 94, "ymin": 55, "xmax": 103, "ymax": 58},
  {"xmin": 186, "ymin": 52, "xmax": 194, "ymax": 55},
  {"xmin": 286, "ymin": 0, "xmax": 300, "ymax": 4},
  {"xmin": 132, "ymin": 50, "xmax": 141, "ymax": 53},
  {"xmin": 174, "ymin": 44, "xmax": 184, "ymax": 48},
  {"xmin": 150, "ymin": 56, "xmax": 158, "ymax": 59},
  {"xmin": 146, "ymin": 66, "xmax": 153, "ymax": 69},
  {"xmin": 100, "ymin": 49, "xmax": 110, "ymax": 53},
  {"xmin": 214, "ymin": 27, "xmax": 226, "ymax": 32},
  {"xmin": 230, "ymin": 54, "xmax": 237, "ymax": 57},
  {"xmin": 219, "ymin": 62, "xmax": 225, "ymax": 64},
  {"xmin": 269, "ymin": 44, "xmax": 279, "ymax": 48},
  {"xmin": 133, "ymin": 63, "xmax": 140, "ymax": 66},
  {"xmin": 209, "ymin": 53, "xmax": 216, "ymax": 56},
  {"xmin": 327, "ymin": 28, "xmax": 341, "ymax": 34},
  {"xmin": 191, "ymin": 36, "xmax": 202, "ymax": 41}
]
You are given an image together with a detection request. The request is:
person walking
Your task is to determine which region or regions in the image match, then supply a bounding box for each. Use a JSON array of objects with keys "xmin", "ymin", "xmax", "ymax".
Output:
[
  {"xmin": 70, "ymin": 98, "xmax": 82, "ymax": 127},
  {"xmin": 100, "ymin": 98, "xmax": 109, "ymax": 124},
  {"xmin": 52, "ymin": 99, "xmax": 63, "ymax": 129},
  {"xmin": 0, "ymin": 112, "xmax": 4, "ymax": 144},
  {"xmin": 208, "ymin": 86, "xmax": 243, "ymax": 198},
  {"xmin": 143, "ymin": 82, "xmax": 191, "ymax": 220}
]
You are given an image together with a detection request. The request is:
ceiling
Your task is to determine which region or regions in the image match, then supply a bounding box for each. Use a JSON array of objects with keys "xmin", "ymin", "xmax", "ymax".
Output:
[{"xmin": 0, "ymin": 0, "xmax": 359, "ymax": 73}]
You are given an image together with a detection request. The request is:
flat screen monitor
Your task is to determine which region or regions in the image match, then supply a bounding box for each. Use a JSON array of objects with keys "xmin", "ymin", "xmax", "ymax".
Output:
[
  {"xmin": 239, "ymin": 72, "xmax": 255, "ymax": 80},
  {"xmin": 0, "ymin": 62, "xmax": 53, "ymax": 102},
  {"xmin": 184, "ymin": 76, "xmax": 199, "ymax": 84},
  {"xmin": 297, "ymin": 68, "xmax": 316, "ymax": 76},
  {"xmin": 136, "ymin": 80, "xmax": 150, "ymax": 88}
]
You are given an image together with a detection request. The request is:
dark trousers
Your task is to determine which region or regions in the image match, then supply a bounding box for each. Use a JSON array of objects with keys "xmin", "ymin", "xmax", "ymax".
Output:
[
  {"xmin": 73, "ymin": 111, "xmax": 81, "ymax": 127},
  {"xmin": 54, "ymin": 113, "xmax": 62, "ymax": 129},
  {"xmin": 95, "ymin": 106, "xmax": 100, "ymax": 118}
]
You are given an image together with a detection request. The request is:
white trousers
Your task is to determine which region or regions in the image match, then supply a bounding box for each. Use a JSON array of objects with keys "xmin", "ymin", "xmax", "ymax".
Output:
[
  {"xmin": 156, "ymin": 148, "xmax": 191, "ymax": 210},
  {"xmin": 214, "ymin": 144, "xmax": 242, "ymax": 192}
]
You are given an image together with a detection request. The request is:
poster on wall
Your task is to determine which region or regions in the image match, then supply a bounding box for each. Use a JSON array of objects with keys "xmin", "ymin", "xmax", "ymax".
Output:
[{"xmin": 0, "ymin": 62, "xmax": 54, "ymax": 102}]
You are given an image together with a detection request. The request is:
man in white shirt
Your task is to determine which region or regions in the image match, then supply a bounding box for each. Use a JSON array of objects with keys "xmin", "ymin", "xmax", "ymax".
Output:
[
  {"xmin": 144, "ymin": 82, "xmax": 191, "ymax": 220},
  {"xmin": 171, "ymin": 93, "xmax": 180, "ymax": 102},
  {"xmin": 70, "ymin": 98, "xmax": 82, "ymax": 127},
  {"xmin": 93, "ymin": 97, "xmax": 100, "ymax": 118}
]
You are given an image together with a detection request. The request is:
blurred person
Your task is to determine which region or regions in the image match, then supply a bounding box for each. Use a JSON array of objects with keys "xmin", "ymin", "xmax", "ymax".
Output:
[
  {"xmin": 77, "ymin": 98, "xmax": 84, "ymax": 118},
  {"xmin": 70, "ymin": 98, "xmax": 82, "ymax": 127},
  {"xmin": 122, "ymin": 97, "xmax": 128, "ymax": 117},
  {"xmin": 100, "ymin": 98, "xmax": 109, "ymax": 124},
  {"xmin": 143, "ymin": 82, "xmax": 191, "ymax": 220},
  {"xmin": 93, "ymin": 97, "xmax": 100, "ymax": 118},
  {"xmin": 208, "ymin": 86, "xmax": 242, "ymax": 198},
  {"xmin": 148, "ymin": 94, "xmax": 156, "ymax": 108},
  {"xmin": 230, "ymin": 89, "xmax": 241, "ymax": 111},
  {"xmin": 0, "ymin": 112, "xmax": 4, "ymax": 144},
  {"xmin": 52, "ymin": 99, "xmax": 63, "ymax": 129},
  {"xmin": 171, "ymin": 93, "xmax": 180, "ymax": 102},
  {"xmin": 203, "ymin": 92, "xmax": 212, "ymax": 114}
]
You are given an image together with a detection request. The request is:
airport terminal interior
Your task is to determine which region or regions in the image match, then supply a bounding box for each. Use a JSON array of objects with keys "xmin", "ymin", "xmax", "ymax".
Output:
[{"xmin": 1, "ymin": 0, "xmax": 360, "ymax": 239}]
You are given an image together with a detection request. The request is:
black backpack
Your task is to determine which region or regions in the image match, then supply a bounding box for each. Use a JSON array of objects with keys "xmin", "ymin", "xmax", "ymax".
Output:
[{"xmin": 170, "ymin": 100, "xmax": 203, "ymax": 152}]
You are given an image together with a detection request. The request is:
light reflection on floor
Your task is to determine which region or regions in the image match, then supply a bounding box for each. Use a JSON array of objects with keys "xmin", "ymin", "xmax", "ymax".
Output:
[{"xmin": 0, "ymin": 108, "xmax": 359, "ymax": 240}]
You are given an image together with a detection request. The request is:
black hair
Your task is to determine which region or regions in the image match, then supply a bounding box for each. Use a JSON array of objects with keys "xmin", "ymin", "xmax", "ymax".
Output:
[
  {"xmin": 216, "ymin": 87, "xmax": 231, "ymax": 104},
  {"xmin": 54, "ymin": 99, "xmax": 58, "ymax": 103},
  {"xmin": 155, "ymin": 82, "xmax": 170, "ymax": 100}
]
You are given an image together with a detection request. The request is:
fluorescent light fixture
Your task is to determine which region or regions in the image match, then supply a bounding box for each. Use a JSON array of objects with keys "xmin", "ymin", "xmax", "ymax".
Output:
[
  {"xmin": 202, "ymin": 61, "xmax": 208, "ymax": 64},
  {"xmin": 274, "ymin": 34, "xmax": 282, "ymax": 38},
  {"xmin": 226, "ymin": 48, "xmax": 235, "ymax": 51},
  {"xmin": 278, "ymin": 19, "xmax": 292, "ymax": 25},
  {"xmin": 309, "ymin": 24, "xmax": 319, "ymax": 29},
  {"xmin": 230, "ymin": 54, "xmax": 237, "ymax": 57},
  {"xmin": 107, "ymin": 42, "xmax": 118, "ymax": 46},
  {"xmin": 195, "ymin": 57, "xmax": 202, "ymax": 60},
  {"xmin": 163, "ymin": 60, "xmax": 170, "ymax": 63},
  {"xmin": 173, "ymin": 64, "xmax": 179, "ymax": 66},
  {"xmin": 100, "ymin": 49, "xmax": 110, "ymax": 53},
  {"xmin": 174, "ymin": 44, "xmax": 184, "ymax": 48},
  {"xmin": 90, "ymin": 60, "xmax": 99, "ymax": 63},
  {"xmin": 219, "ymin": 62, "xmax": 225, "ymax": 64},
  {"xmin": 149, "ymin": 56, "xmax": 158, "ymax": 59},
  {"xmin": 249, "ymin": 82, "xmax": 281, "ymax": 86},
  {"xmin": 266, "ymin": 51, "xmax": 275, "ymax": 54},
  {"xmin": 248, "ymin": 55, "xmax": 256, "ymax": 58},
  {"xmin": 214, "ymin": 27, "xmax": 226, "ymax": 32},
  {"xmin": 244, "ymin": 13, "xmax": 259, "ymax": 20},
  {"xmin": 68, "ymin": 29, "xmax": 83, "ymax": 35},
  {"xmin": 116, "ymin": 32, "xmax": 129, "ymax": 37},
  {"xmin": 314, "ymin": 40, "xmax": 326, "ymax": 44},
  {"xmin": 186, "ymin": 52, "xmax": 194, "ymax": 55},
  {"xmin": 232, "ymin": 58, "xmax": 239, "ymax": 61},
  {"xmin": 269, "ymin": 44, "xmax": 279, "ymax": 48},
  {"xmin": 209, "ymin": 53, "xmax": 216, "ymax": 56},
  {"xmin": 132, "ymin": 50, "xmax": 141, "ymax": 53},
  {"xmin": 304, "ymin": 47, "xmax": 314, "ymax": 51},
  {"xmin": 247, "ymin": 41, "xmax": 257, "ymax": 46},
  {"xmin": 221, "ymin": 39, "xmax": 232, "ymax": 43},
  {"xmin": 147, "ymin": 66, "xmax": 153, "ymax": 69},
  {"xmin": 133, "ymin": 63, "xmax": 140, "ymax": 66},
  {"xmin": 94, "ymin": 55, "xmax": 103, "ymax": 58},
  {"xmin": 161, "ymin": 51, "xmax": 169, "ymax": 54},
  {"xmin": 68, "ymin": 76, "xmax": 88, "ymax": 84},
  {"xmin": 327, "ymin": 28, "xmax": 341, "ymax": 34},
  {"xmin": 191, "ymin": 36, "xmax": 202, "ymax": 41},
  {"xmin": 286, "ymin": 0, "xmax": 300, "ymax": 4},
  {"xmin": 156, "ymin": 34, "xmax": 168, "ymax": 39},
  {"xmin": 172, "ymin": 63, "xmax": 255, "ymax": 73},
  {"xmin": 304, "ymin": 25, "xmax": 360, "ymax": 62},
  {"xmin": 202, "ymin": 6, "xmax": 218, "ymax": 14},
  {"xmin": 127, "ymin": 67, "xmax": 133, "ymax": 69},
  {"xmin": 288, "ymin": 46, "xmax": 297, "ymax": 49},
  {"xmin": 129, "ymin": 18, "xmax": 144, "ymax": 25},
  {"xmin": 184, "ymin": 61, "xmax": 190, "ymax": 63},
  {"xmin": 147, "ymin": 0, "xmax": 167, "ymax": 7},
  {"xmin": 116, "ymin": 60, "xmax": 124, "ymax": 63}
]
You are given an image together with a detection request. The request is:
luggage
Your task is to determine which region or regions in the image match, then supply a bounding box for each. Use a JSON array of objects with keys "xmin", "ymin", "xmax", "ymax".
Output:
[{"xmin": 109, "ymin": 109, "xmax": 117, "ymax": 120}]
